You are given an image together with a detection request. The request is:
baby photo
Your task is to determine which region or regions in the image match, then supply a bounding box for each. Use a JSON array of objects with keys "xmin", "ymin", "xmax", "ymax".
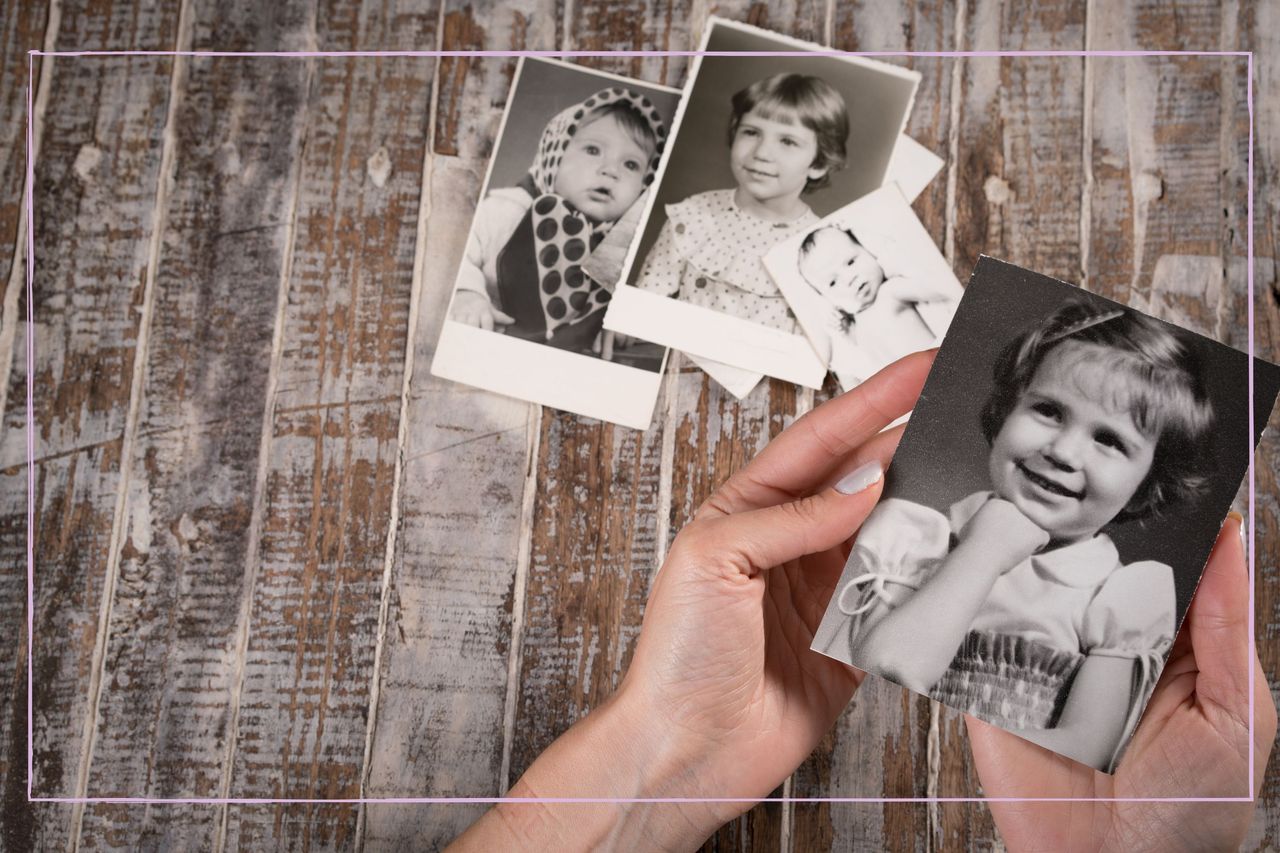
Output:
[
  {"xmin": 812, "ymin": 257, "xmax": 1280, "ymax": 772},
  {"xmin": 604, "ymin": 17, "xmax": 921, "ymax": 386},
  {"xmin": 764, "ymin": 185, "xmax": 962, "ymax": 391},
  {"xmin": 431, "ymin": 58, "xmax": 680, "ymax": 429}
]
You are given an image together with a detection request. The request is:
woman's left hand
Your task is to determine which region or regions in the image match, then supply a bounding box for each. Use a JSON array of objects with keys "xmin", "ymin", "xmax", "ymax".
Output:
[{"xmin": 450, "ymin": 351, "xmax": 933, "ymax": 851}]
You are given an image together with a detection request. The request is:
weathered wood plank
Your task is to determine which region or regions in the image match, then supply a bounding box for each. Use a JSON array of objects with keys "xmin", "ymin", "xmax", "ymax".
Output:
[
  {"xmin": 216, "ymin": 2, "xmax": 441, "ymax": 850},
  {"xmin": 934, "ymin": 0, "xmax": 1087, "ymax": 845},
  {"xmin": 358, "ymin": 1, "xmax": 557, "ymax": 848},
  {"xmin": 1221, "ymin": 3, "xmax": 1280, "ymax": 848},
  {"xmin": 0, "ymin": 2, "xmax": 52, "ymax": 847},
  {"xmin": 790, "ymin": 3, "xmax": 957, "ymax": 851},
  {"xmin": 74, "ymin": 3, "xmax": 315, "ymax": 849},
  {"xmin": 0, "ymin": 2, "xmax": 180, "ymax": 850}
]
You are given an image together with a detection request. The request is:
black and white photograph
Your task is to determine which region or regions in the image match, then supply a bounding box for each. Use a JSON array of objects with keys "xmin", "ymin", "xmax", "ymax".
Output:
[
  {"xmin": 603, "ymin": 17, "xmax": 921, "ymax": 387},
  {"xmin": 812, "ymin": 257, "xmax": 1280, "ymax": 773},
  {"xmin": 764, "ymin": 185, "xmax": 962, "ymax": 391},
  {"xmin": 431, "ymin": 58, "xmax": 680, "ymax": 428}
]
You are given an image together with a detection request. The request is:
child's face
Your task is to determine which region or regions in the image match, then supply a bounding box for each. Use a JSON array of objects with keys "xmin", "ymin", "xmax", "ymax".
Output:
[
  {"xmin": 730, "ymin": 108, "xmax": 827, "ymax": 210},
  {"xmin": 798, "ymin": 227, "xmax": 886, "ymax": 314},
  {"xmin": 553, "ymin": 114, "xmax": 650, "ymax": 223},
  {"xmin": 987, "ymin": 342, "xmax": 1157, "ymax": 545}
]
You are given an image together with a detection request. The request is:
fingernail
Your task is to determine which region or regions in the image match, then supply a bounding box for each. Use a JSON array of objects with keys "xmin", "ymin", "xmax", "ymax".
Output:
[
  {"xmin": 835, "ymin": 460, "xmax": 883, "ymax": 495},
  {"xmin": 1229, "ymin": 510, "xmax": 1247, "ymax": 555}
]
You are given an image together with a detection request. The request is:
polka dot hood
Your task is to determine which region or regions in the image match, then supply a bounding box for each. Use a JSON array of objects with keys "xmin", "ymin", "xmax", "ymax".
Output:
[{"xmin": 526, "ymin": 88, "xmax": 667, "ymax": 337}]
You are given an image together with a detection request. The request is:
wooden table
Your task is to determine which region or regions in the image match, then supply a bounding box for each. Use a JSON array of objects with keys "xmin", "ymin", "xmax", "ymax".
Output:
[{"xmin": 2, "ymin": 1, "xmax": 1276, "ymax": 850}]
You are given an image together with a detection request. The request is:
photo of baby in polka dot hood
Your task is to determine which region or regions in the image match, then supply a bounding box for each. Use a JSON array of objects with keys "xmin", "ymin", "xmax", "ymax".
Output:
[{"xmin": 450, "ymin": 59, "xmax": 675, "ymax": 369}]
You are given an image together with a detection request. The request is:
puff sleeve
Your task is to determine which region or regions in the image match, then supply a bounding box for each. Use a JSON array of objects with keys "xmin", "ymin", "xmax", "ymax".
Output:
[
  {"xmin": 810, "ymin": 498, "xmax": 952, "ymax": 663},
  {"xmin": 1081, "ymin": 560, "xmax": 1177, "ymax": 660}
]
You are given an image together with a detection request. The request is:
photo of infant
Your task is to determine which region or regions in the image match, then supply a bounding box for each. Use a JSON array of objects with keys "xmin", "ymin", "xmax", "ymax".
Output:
[
  {"xmin": 765, "ymin": 185, "xmax": 962, "ymax": 390},
  {"xmin": 448, "ymin": 59, "xmax": 677, "ymax": 372},
  {"xmin": 811, "ymin": 257, "xmax": 1280, "ymax": 772},
  {"xmin": 604, "ymin": 18, "xmax": 921, "ymax": 386},
  {"xmin": 431, "ymin": 59, "xmax": 681, "ymax": 429}
]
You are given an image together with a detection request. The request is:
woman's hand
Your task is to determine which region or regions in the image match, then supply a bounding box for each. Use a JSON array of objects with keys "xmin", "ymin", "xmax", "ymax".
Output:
[
  {"xmin": 967, "ymin": 514, "xmax": 1276, "ymax": 851},
  {"xmin": 450, "ymin": 350, "xmax": 934, "ymax": 851}
]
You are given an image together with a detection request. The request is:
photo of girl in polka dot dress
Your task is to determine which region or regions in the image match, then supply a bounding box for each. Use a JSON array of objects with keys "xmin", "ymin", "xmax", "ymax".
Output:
[
  {"xmin": 606, "ymin": 18, "xmax": 922, "ymax": 388},
  {"xmin": 449, "ymin": 59, "xmax": 677, "ymax": 370}
]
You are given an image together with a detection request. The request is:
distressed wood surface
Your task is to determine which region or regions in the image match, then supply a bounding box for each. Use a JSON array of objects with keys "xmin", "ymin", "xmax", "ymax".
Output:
[
  {"xmin": 0, "ymin": 1, "xmax": 182, "ymax": 851},
  {"xmin": 216, "ymin": 1, "xmax": 441, "ymax": 850},
  {"xmin": 72, "ymin": 3, "xmax": 315, "ymax": 849},
  {"xmin": 2, "ymin": 0, "xmax": 1278, "ymax": 850},
  {"xmin": 359, "ymin": 1, "xmax": 557, "ymax": 849}
]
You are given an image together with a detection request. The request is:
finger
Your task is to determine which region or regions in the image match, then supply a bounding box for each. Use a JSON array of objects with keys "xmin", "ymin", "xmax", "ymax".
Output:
[
  {"xmin": 700, "ymin": 350, "xmax": 933, "ymax": 518},
  {"xmin": 1188, "ymin": 513, "xmax": 1254, "ymax": 725},
  {"xmin": 678, "ymin": 459, "xmax": 884, "ymax": 577},
  {"xmin": 491, "ymin": 308, "xmax": 516, "ymax": 325}
]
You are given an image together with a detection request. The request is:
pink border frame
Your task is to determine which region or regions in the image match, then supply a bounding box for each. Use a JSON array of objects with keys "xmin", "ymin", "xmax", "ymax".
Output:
[{"xmin": 23, "ymin": 47, "xmax": 1258, "ymax": 807}]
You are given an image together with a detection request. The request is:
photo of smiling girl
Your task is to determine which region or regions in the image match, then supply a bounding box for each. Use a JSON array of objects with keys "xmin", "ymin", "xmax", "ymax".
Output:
[
  {"xmin": 811, "ymin": 258, "xmax": 1280, "ymax": 772},
  {"xmin": 604, "ymin": 18, "xmax": 920, "ymax": 388},
  {"xmin": 630, "ymin": 72, "xmax": 845, "ymax": 332}
]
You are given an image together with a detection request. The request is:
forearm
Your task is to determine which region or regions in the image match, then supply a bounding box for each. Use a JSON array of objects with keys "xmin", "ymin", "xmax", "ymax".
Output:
[
  {"xmin": 851, "ymin": 538, "xmax": 1025, "ymax": 692},
  {"xmin": 449, "ymin": 692, "xmax": 724, "ymax": 852}
]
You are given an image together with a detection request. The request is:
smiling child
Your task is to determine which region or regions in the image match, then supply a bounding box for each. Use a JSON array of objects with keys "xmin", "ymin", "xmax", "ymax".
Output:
[
  {"xmin": 813, "ymin": 300, "xmax": 1215, "ymax": 771},
  {"xmin": 630, "ymin": 74, "xmax": 848, "ymax": 333}
]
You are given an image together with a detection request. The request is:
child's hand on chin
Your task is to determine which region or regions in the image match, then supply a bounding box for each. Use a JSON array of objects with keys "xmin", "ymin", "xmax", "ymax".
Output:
[
  {"xmin": 451, "ymin": 290, "xmax": 515, "ymax": 331},
  {"xmin": 961, "ymin": 496, "xmax": 1051, "ymax": 558}
]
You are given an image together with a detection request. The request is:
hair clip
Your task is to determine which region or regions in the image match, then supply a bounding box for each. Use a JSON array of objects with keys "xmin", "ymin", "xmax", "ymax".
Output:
[{"xmin": 1043, "ymin": 307, "xmax": 1125, "ymax": 344}]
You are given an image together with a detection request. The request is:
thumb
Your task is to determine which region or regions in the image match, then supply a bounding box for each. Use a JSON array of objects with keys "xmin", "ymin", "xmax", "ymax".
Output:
[
  {"xmin": 1189, "ymin": 513, "xmax": 1256, "ymax": 728},
  {"xmin": 491, "ymin": 307, "xmax": 516, "ymax": 325},
  {"xmin": 685, "ymin": 461, "xmax": 884, "ymax": 576}
]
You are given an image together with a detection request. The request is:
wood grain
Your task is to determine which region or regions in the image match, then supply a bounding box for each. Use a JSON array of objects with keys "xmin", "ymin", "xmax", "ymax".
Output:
[
  {"xmin": 216, "ymin": 1, "xmax": 441, "ymax": 849},
  {"xmin": 0, "ymin": 2, "xmax": 180, "ymax": 850},
  {"xmin": 358, "ymin": 1, "xmax": 556, "ymax": 848},
  {"xmin": 790, "ymin": 3, "xmax": 958, "ymax": 850},
  {"xmin": 930, "ymin": 1, "xmax": 1088, "ymax": 845},
  {"xmin": 74, "ymin": 2, "xmax": 315, "ymax": 848},
  {"xmin": 1234, "ymin": 3, "xmax": 1280, "ymax": 848}
]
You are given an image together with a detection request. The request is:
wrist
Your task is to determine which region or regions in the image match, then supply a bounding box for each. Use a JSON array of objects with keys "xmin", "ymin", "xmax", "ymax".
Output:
[{"xmin": 470, "ymin": 689, "xmax": 727, "ymax": 851}]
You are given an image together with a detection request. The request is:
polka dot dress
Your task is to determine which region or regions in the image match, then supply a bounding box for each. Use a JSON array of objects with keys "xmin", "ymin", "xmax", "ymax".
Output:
[
  {"xmin": 527, "ymin": 88, "xmax": 668, "ymax": 339},
  {"xmin": 636, "ymin": 189, "xmax": 817, "ymax": 333}
]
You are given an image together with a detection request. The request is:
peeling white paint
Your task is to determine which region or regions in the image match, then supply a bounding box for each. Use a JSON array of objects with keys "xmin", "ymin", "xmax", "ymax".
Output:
[
  {"xmin": 983, "ymin": 174, "xmax": 1013, "ymax": 205},
  {"xmin": 367, "ymin": 146, "xmax": 392, "ymax": 188},
  {"xmin": 215, "ymin": 141, "xmax": 242, "ymax": 177},
  {"xmin": 73, "ymin": 144, "xmax": 102, "ymax": 181},
  {"xmin": 1151, "ymin": 254, "xmax": 1221, "ymax": 299}
]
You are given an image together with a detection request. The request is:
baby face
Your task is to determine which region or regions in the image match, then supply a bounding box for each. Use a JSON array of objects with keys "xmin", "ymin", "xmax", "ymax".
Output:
[
  {"xmin": 730, "ymin": 107, "xmax": 826, "ymax": 212},
  {"xmin": 987, "ymin": 342, "xmax": 1157, "ymax": 545},
  {"xmin": 798, "ymin": 226, "xmax": 886, "ymax": 314},
  {"xmin": 552, "ymin": 113, "xmax": 650, "ymax": 223}
]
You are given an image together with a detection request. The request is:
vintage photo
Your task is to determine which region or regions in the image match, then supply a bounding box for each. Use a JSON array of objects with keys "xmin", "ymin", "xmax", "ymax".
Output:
[
  {"xmin": 604, "ymin": 17, "xmax": 921, "ymax": 385},
  {"xmin": 431, "ymin": 58, "xmax": 680, "ymax": 428},
  {"xmin": 764, "ymin": 185, "xmax": 962, "ymax": 391},
  {"xmin": 812, "ymin": 257, "xmax": 1280, "ymax": 772}
]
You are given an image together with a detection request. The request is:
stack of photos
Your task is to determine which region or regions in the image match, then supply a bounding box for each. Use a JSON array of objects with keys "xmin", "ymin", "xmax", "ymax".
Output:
[
  {"xmin": 430, "ymin": 58, "xmax": 681, "ymax": 429},
  {"xmin": 811, "ymin": 257, "xmax": 1280, "ymax": 772},
  {"xmin": 433, "ymin": 18, "xmax": 953, "ymax": 424},
  {"xmin": 604, "ymin": 18, "xmax": 927, "ymax": 397}
]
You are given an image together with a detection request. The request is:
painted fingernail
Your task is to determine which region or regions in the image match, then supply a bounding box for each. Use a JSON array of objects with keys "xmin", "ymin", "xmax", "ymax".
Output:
[
  {"xmin": 1229, "ymin": 510, "xmax": 1247, "ymax": 555},
  {"xmin": 835, "ymin": 460, "xmax": 883, "ymax": 495}
]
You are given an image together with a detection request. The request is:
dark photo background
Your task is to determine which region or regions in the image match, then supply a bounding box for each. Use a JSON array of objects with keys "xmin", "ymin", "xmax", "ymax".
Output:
[
  {"xmin": 486, "ymin": 58, "xmax": 680, "ymax": 190},
  {"xmin": 887, "ymin": 257, "xmax": 1280, "ymax": 624},
  {"xmin": 629, "ymin": 20, "xmax": 919, "ymax": 278}
]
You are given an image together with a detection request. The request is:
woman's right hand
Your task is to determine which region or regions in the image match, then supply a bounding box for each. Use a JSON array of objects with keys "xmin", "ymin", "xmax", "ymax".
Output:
[
  {"xmin": 450, "ymin": 290, "xmax": 515, "ymax": 331},
  {"xmin": 967, "ymin": 514, "xmax": 1275, "ymax": 850}
]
